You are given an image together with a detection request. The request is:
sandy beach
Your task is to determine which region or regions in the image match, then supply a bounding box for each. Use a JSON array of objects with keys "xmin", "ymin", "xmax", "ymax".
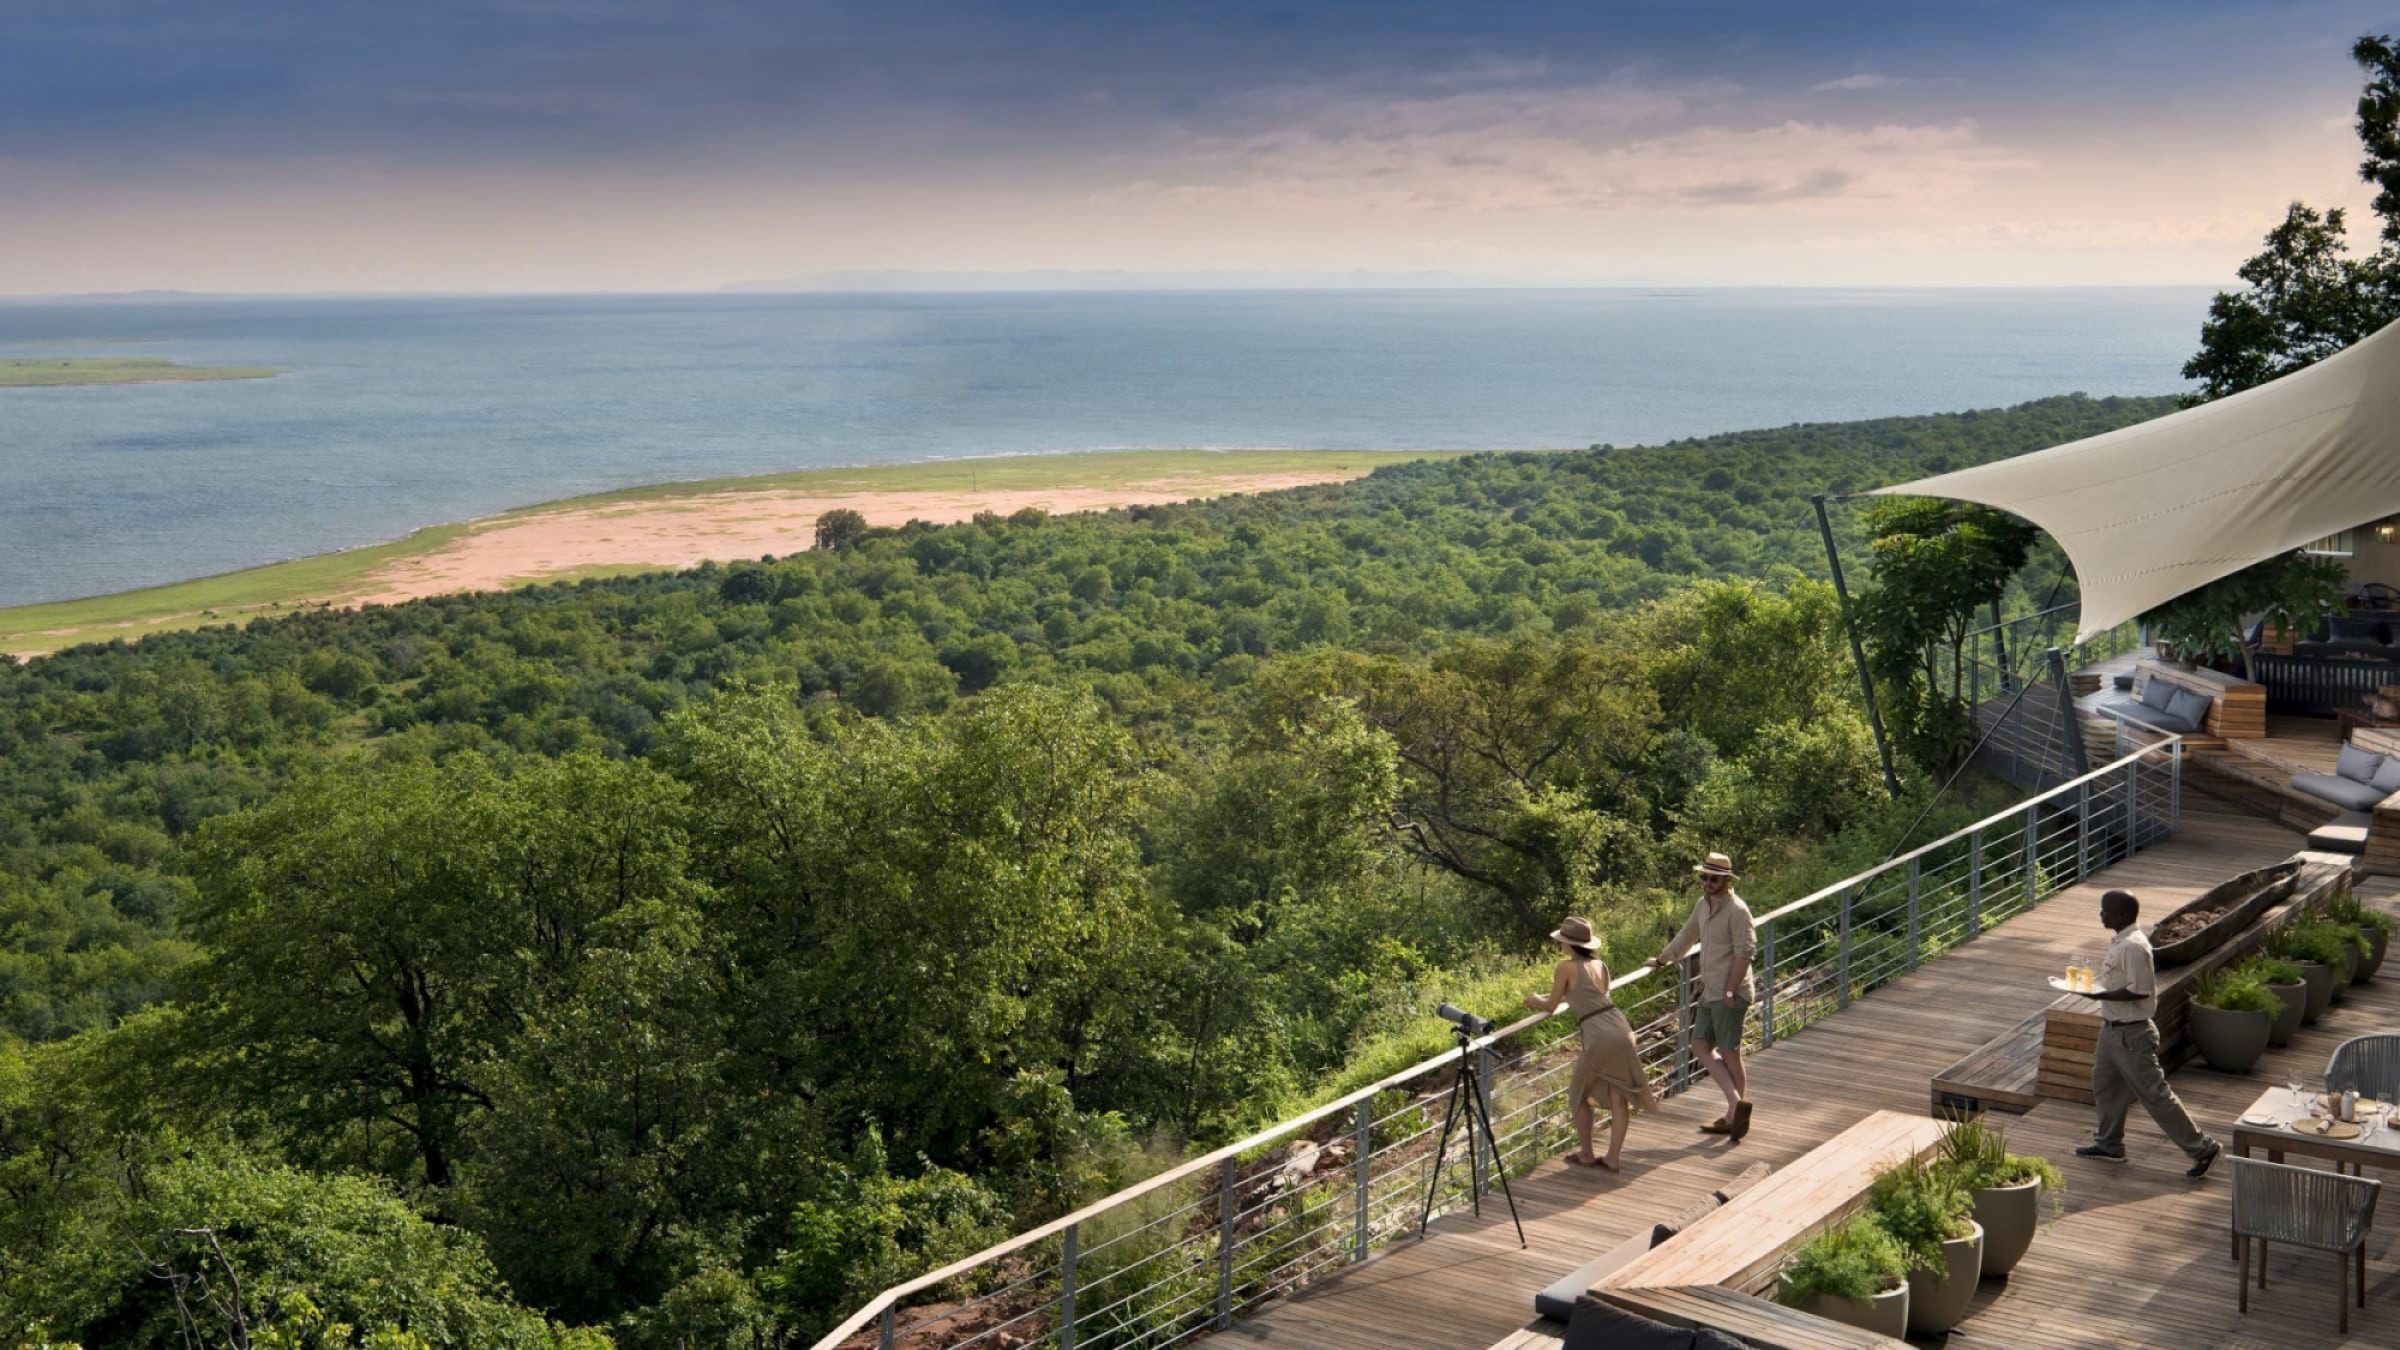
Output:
[
  {"xmin": 351, "ymin": 469, "xmax": 1366, "ymax": 605},
  {"xmin": 1, "ymin": 450, "xmax": 1453, "ymax": 656}
]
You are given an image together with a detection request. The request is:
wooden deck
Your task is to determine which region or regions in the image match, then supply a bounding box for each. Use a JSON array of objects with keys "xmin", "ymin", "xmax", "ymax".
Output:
[{"xmin": 1218, "ymin": 797, "xmax": 2400, "ymax": 1349}]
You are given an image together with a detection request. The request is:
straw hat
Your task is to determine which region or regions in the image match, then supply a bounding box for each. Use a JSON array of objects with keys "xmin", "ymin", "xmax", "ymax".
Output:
[
  {"xmin": 1693, "ymin": 851, "xmax": 1738, "ymax": 879},
  {"xmin": 1549, "ymin": 916, "xmax": 1602, "ymax": 951}
]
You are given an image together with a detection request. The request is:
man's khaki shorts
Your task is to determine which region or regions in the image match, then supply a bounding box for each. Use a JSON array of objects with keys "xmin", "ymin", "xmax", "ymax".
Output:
[{"xmin": 1694, "ymin": 995, "xmax": 1750, "ymax": 1049}]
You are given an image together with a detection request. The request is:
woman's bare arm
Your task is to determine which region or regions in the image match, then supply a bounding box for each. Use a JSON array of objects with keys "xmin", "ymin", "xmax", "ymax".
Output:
[{"xmin": 1524, "ymin": 961, "xmax": 1573, "ymax": 1012}]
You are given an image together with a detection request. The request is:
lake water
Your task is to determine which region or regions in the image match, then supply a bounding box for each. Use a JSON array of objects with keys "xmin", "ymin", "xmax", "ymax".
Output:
[{"xmin": 0, "ymin": 288, "xmax": 2212, "ymax": 608}]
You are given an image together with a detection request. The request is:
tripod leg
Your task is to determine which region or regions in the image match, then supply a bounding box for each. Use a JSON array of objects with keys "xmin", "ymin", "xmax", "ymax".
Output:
[
  {"xmin": 1465, "ymin": 1070, "xmax": 1528, "ymax": 1249},
  {"xmin": 1417, "ymin": 1073, "xmax": 1468, "ymax": 1240}
]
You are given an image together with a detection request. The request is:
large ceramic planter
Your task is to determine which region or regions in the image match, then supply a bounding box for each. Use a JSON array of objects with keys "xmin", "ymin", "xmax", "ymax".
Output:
[
  {"xmin": 2300, "ymin": 961, "xmax": 2335, "ymax": 1023},
  {"xmin": 1906, "ymin": 1221, "xmax": 1985, "ymax": 1336},
  {"xmin": 2189, "ymin": 1003, "xmax": 2271, "ymax": 1074},
  {"xmin": 2265, "ymin": 980, "xmax": 2307, "ymax": 1047},
  {"xmin": 1805, "ymin": 1284, "xmax": 1909, "ymax": 1340},
  {"xmin": 2355, "ymin": 927, "xmax": 2387, "ymax": 983},
  {"xmin": 2330, "ymin": 946, "xmax": 2357, "ymax": 1002},
  {"xmin": 1971, "ymin": 1180, "xmax": 2041, "ymax": 1278}
]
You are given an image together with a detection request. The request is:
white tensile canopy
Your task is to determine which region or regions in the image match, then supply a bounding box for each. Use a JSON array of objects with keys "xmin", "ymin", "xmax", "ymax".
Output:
[{"xmin": 1872, "ymin": 318, "xmax": 2400, "ymax": 642}]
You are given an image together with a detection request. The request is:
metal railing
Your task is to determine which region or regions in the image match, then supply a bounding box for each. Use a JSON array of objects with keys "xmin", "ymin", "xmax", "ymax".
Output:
[
  {"xmin": 1951, "ymin": 603, "xmax": 2144, "ymax": 791},
  {"xmin": 812, "ymin": 736, "xmax": 2185, "ymax": 1350}
]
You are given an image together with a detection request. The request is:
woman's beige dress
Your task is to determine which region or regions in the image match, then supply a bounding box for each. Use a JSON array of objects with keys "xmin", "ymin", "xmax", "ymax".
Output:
[{"xmin": 1565, "ymin": 957, "xmax": 1659, "ymax": 1111}]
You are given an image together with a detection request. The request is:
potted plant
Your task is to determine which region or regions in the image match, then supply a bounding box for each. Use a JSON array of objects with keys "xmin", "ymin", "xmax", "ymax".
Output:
[
  {"xmin": 1777, "ymin": 1214, "xmax": 1910, "ymax": 1338},
  {"xmin": 1868, "ymin": 1153, "xmax": 1983, "ymax": 1336},
  {"xmin": 2245, "ymin": 955, "xmax": 2308, "ymax": 1048},
  {"xmin": 2328, "ymin": 894, "xmax": 2391, "ymax": 982},
  {"xmin": 2302, "ymin": 919, "xmax": 2363, "ymax": 999},
  {"xmin": 1934, "ymin": 1113, "xmax": 2064, "ymax": 1279},
  {"xmin": 2187, "ymin": 967, "xmax": 2276, "ymax": 1073},
  {"xmin": 2271, "ymin": 926, "xmax": 2346, "ymax": 1023}
]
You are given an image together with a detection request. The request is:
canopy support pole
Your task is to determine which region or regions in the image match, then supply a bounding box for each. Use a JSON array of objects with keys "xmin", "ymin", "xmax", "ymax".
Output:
[{"xmin": 1814, "ymin": 493, "xmax": 1903, "ymax": 798}]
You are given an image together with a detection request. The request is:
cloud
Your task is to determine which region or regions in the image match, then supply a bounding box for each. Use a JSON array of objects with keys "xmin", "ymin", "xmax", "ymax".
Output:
[
  {"xmin": 1121, "ymin": 57, "xmax": 2033, "ymax": 217},
  {"xmin": 1681, "ymin": 166, "xmax": 1857, "ymax": 204},
  {"xmin": 1813, "ymin": 74, "xmax": 1893, "ymax": 92}
]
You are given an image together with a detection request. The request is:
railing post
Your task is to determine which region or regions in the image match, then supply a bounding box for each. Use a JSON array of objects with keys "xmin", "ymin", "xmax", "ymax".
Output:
[
  {"xmin": 1472, "ymin": 1043, "xmax": 1494, "ymax": 1199},
  {"xmin": 879, "ymin": 1305, "xmax": 895, "ymax": 1350},
  {"xmin": 1757, "ymin": 920, "xmax": 1777, "ymax": 1048},
  {"xmin": 1059, "ymin": 1223, "xmax": 1079, "ymax": 1350},
  {"xmin": 1216, "ymin": 1157, "xmax": 1236, "ymax": 1328},
  {"xmin": 1836, "ymin": 888, "xmax": 1854, "ymax": 1009},
  {"xmin": 1675, "ymin": 955, "xmax": 1696, "ymax": 1089},
  {"xmin": 2076, "ymin": 781, "xmax": 2091, "ymax": 880},
  {"xmin": 2171, "ymin": 738, "xmax": 2183, "ymax": 833},
  {"xmin": 1352, "ymin": 1099, "xmax": 1371, "ymax": 1262},
  {"xmin": 1905, "ymin": 857, "xmax": 1921, "ymax": 971},
  {"xmin": 2131, "ymin": 759, "xmax": 2150, "ymax": 850},
  {"xmin": 2023, "ymin": 802, "xmax": 2040, "ymax": 908},
  {"xmin": 1966, "ymin": 828, "xmax": 1983, "ymax": 939}
]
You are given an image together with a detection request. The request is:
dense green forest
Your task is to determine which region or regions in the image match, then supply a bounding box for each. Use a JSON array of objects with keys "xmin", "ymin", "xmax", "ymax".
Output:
[{"xmin": 0, "ymin": 394, "xmax": 2172, "ymax": 1346}]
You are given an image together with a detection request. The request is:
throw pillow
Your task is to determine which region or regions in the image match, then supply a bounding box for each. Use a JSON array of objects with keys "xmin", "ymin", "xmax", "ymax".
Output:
[
  {"xmin": 2139, "ymin": 677, "xmax": 2177, "ymax": 711},
  {"xmin": 2339, "ymin": 743, "xmax": 2385, "ymax": 784},
  {"xmin": 2373, "ymin": 753, "xmax": 2400, "ymax": 793},
  {"xmin": 2165, "ymin": 687, "xmax": 2212, "ymax": 732}
]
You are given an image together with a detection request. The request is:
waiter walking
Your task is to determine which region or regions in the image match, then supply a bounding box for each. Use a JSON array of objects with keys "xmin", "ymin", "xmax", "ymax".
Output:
[{"xmin": 2075, "ymin": 888, "xmax": 2221, "ymax": 1178}]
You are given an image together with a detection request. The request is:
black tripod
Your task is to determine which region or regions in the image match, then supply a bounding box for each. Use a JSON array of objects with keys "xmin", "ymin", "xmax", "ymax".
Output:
[{"xmin": 1416, "ymin": 1026, "xmax": 1526, "ymax": 1247}]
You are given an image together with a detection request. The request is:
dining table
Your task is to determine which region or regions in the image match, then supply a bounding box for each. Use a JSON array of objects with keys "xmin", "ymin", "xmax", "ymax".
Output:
[{"xmin": 2229, "ymin": 1083, "xmax": 2397, "ymax": 1256}]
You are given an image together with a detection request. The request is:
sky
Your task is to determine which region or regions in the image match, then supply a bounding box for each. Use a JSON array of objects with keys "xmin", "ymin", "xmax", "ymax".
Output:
[{"xmin": 3, "ymin": 0, "xmax": 2394, "ymax": 294}]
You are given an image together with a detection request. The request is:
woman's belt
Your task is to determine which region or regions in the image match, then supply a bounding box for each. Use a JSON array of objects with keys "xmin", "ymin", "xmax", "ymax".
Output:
[{"xmin": 1575, "ymin": 1005, "xmax": 1617, "ymax": 1025}]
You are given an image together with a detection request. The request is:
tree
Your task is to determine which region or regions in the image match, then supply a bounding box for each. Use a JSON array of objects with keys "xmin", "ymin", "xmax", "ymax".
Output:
[
  {"xmin": 184, "ymin": 752, "xmax": 698, "ymax": 1190},
  {"xmin": 1253, "ymin": 638, "xmax": 1661, "ymax": 937},
  {"xmin": 814, "ymin": 508, "xmax": 869, "ymax": 552},
  {"xmin": 2184, "ymin": 37, "xmax": 2400, "ymax": 403},
  {"xmin": 2142, "ymin": 551, "xmax": 2349, "ymax": 680},
  {"xmin": 1853, "ymin": 499, "xmax": 2036, "ymax": 774}
]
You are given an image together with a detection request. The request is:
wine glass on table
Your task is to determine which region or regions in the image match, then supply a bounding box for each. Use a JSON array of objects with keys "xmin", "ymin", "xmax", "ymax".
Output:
[{"xmin": 2289, "ymin": 1073, "xmax": 2306, "ymax": 1115}]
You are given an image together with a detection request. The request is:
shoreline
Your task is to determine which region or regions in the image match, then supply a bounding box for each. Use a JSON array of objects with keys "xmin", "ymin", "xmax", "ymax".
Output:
[{"xmin": 0, "ymin": 448, "xmax": 1476, "ymax": 657}]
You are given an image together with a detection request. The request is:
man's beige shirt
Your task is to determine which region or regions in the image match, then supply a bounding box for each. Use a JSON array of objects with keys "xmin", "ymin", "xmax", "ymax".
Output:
[
  {"xmin": 2098, "ymin": 924, "xmax": 2159, "ymax": 1022},
  {"xmin": 1662, "ymin": 890, "xmax": 1757, "ymax": 1002}
]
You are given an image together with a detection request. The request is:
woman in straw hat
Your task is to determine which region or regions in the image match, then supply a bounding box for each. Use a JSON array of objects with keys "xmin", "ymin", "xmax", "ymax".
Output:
[{"xmin": 1525, "ymin": 916, "xmax": 1658, "ymax": 1171}]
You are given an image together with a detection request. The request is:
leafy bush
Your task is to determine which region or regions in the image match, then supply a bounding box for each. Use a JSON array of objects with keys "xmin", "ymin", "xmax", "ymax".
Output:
[
  {"xmin": 1934, "ymin": 1113, "xmax": 2064, "ymax": 1221},
  {"xmin": 2271, "ymin": 921, "xmax": 2360, "ymax": 969},
  {"xmin": 1778, "ymin": 1214, "xmax": 1908, "ymax": 1306},
  {"xmin": 2329, "ymin": 892, "xmax": 2395, "ymax": 936},
  {"xmin": 2192, "ymin": 966, "xmax": 2279, "ymax": 1017},
  {"xmin": 2245, "ymin": 955, "xmax": 2306, "ymax": 987},
  {"xmin": 1866, "ymin": 1154, "xmax": 1973, "ymax": 1277}
]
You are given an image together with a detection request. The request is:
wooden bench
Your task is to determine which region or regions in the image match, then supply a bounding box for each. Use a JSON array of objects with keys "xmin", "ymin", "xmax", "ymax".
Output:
[
  {"xmin": 2136, "ymin": 660, "xmax": 2265, "ymax": 739},
  {"xmin": 1484, "ymin": 1112, "xmax": 1939, "ymax": 1349},
  {"xmin": 2037, "ymin": 854, "xmax": 2352, "ymax": 1104},
  {"xmin": 1930, "ymin": 1007, "xmax": 2050, "ymax": 1116},
  {"xmin": 1599, "ymin": 1110, "xmax": 1948, "ymax": 1296}
]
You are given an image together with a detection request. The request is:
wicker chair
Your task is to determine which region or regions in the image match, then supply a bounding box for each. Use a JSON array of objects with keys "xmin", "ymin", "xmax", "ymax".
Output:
[
  {"xmin": 2231, "ymin": 1156, "xmax": 2380, "ymax": 1333},
  {"xmin": 2326, "ymin": 1033, "xmax": 2400, "ymax": 1099}
]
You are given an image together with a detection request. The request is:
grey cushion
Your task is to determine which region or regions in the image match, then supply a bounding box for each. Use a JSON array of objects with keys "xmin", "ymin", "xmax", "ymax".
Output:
[
  {"xmin": 2140, "ymin": 677, "xmax": 2178, "ymax": 711},
  {"xmin": 1563, "ymin": 1300, "xmax": 1697, "ymax": 1350},
  {"xmin": 2339, "ymin": 743, "xmax": 2385, "ymax": 783},
  {"xmin": 2295, "ymin": 772, "xmax": 2391, "ymax": 811},
  {"xmin": 2166, "ymin": 687, "xmax": 2213, "ymax": 730},
  {"xmin": 2373, "ymin": 755, "xmax": 2400, "ymax": 793},
  {"xmin": 2125, "ymin": 708, "xmax": 2199, "ymax": 734}
]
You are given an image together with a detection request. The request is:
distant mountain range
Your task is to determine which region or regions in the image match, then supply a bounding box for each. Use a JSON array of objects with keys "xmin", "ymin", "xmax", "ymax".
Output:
[{"xmin": 719, "ymin": 269, "xmax": 1506, "ymax": 292}]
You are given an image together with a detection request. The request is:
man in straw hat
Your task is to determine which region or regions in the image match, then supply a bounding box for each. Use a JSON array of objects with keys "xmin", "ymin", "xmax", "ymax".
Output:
[{"xmin": 1642, "ymin": 851, "xmax": 1756, "ymax": 1140}]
